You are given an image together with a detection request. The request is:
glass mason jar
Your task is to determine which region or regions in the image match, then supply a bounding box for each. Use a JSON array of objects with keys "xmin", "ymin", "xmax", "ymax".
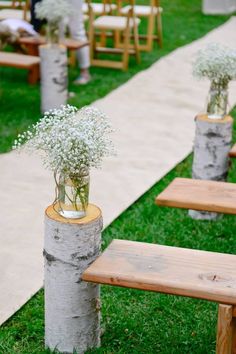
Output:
[
  {"xmin": 207, "ymin": 80, "xmax": 228, "ymax": 119},
  {"xmin": 54, "ymin": 169, "xmax": 90, "ymax": 219},
  {"xmin": 46, "ymin": 21, "xmax": 60, "ymax": 45}
]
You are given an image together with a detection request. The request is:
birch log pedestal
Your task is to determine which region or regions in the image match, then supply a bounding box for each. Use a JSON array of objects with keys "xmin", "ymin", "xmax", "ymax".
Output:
[
  {"xmin": 39, "ymin": 44, "xmax": 68, "ymax": 113},
  {"xmin": 189, "ymin": 114, "xmax": 233, "ymax": 220},
  {"xmin": 44, "ymin": 204, "xmax": 103, "ymax": 354}
]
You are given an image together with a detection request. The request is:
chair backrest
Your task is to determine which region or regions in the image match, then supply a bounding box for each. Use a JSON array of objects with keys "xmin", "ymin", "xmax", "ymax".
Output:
[
  {"xmin": 86, "ymin": 0, "xmax": 136, "ymax": 17},
  {"xmin": 152, "ymin": 0, "xmax": 161, "ymax": 9},
  {"xmin": 119, "ymin": 0, "xmax": 137, "ymax": 21},
  {"xmin": 12, "ymin": 0, "xmax": 25, "ymax": 8},
  {"xmin": 116, "ymin": 0, "xmax": 135, "ymax": 12}
]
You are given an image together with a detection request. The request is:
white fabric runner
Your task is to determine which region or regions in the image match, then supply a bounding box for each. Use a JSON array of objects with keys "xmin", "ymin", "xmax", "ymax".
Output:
[{"xmin": 1, "ymin": 17, "xmax": 236, "ymax": 326}]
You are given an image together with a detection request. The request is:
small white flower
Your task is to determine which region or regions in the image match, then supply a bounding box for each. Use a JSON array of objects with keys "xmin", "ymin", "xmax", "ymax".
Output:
[
  {"xmin": 35, "ymin": 0, "xmax": 71, "ymax": 23},
  {"xmin": 193, "ymin": 43, "xmax": 236, "ymax": 85},
  {"xmin": 14, "ymin": 105, "xmax": 115, "ymax": 175}
]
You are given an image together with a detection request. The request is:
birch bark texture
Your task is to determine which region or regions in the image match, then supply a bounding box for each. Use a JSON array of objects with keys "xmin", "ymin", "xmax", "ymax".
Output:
[
  {"xmin": 39, "ymin": 44, "xmax": 68, "ymax": 113},
  {"xmin": 44, "ymin": 204, "xmax": 103, "ymax": 354},
  {"xmin": 189, "ymin": 114, "xmax": 233, "ymax": 220}
]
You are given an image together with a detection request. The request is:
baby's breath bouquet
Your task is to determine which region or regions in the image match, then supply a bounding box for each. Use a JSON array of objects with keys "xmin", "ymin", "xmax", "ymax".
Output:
[
  {"xmin": 193, "ymin": 43, "xmax": 236, "ymax": 118},
  {"xmin": 35, "ymin": 0, "xmax": 71, "ymax": 44},
  {"xmin": 14, "ymin": 105, "xmax": 114, "ymax": 219}
]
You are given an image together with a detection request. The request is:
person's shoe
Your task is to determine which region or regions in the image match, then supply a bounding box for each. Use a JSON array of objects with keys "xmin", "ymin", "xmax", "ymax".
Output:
[{"xmin": 73, "ymin": 74, "xmax": 91, "ymax": 85}]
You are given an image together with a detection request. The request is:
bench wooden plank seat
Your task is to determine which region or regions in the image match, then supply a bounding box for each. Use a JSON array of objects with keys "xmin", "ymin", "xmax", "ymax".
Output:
[
  {"xmin": 18, "ymin": 36, "xmax": 89, "ymax": 51},
  {"xmin": 155, "ymin": 177, "xmax": 236, "ymax": 215},
  {"xmin": 229, "ymin": 143, "xmax": 236, "ymax": 158},
  {"xmin": 0, "ymin": 52, "xmax": 40, "ymax": 83},
  {"xmin": 18, "ymin": 36, "xmax": 89, "ymax": 66},
  {"xmin": 82, "ymin": 239, "xmax": 236, "ymax": 305}
]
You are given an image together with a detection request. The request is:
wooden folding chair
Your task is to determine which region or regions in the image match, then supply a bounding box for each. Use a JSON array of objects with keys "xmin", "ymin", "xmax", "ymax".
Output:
[
  {"xmin": 120, "ymin": 0, "xmax": 163, "ymax": 51},
  {"xmin": 88, "ymin": 0, "xmax": 140, "ymax": 71}
]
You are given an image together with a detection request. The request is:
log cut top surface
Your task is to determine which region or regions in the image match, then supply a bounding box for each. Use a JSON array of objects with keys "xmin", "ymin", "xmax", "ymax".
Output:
[
  {"xmin": 82, "ymin": 239, "xmax": 236, "ymax": 304},
  {"xmin": 18, "ymin": 36, "xmax": 89, "ymax": 50},
  {"xmin": 229, "ymin": 143, "xmax": 236, "ymax": 158},
  {"xmin": 156, "ymin": 178, "xmax": 236, "ymax": 215},
  {"xmin": 45, "ymin": 204, "xmax": 102, "ymax": 225},
  {"xmin": 196, "ymin": 114, "xmax": 233, "ymax": 124}
]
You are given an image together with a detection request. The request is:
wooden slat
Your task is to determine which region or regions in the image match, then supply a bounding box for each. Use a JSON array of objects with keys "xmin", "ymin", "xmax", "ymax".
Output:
[
  {"xmin": 82, "ymin": 239, "xmax": 236, "ymax": 304},
  {"xmin": 0, "ymin": 52, "xmax": 40, "ymax": 68},
  {"xmin": 61, "ymin": 38, "xmax": 89, "ymax": 50},
  {"xmin": 18, "ymin": 36, "xmax": 89, "ymax": 50},
  {"xmin": 156, "ymin": 178, "xmax": 236, "ymax": 215},
  {"xmin": 91, "ymin": 58, "xmax": 123, "ymax": 69},
  {"xmin": 95, "ymin": 47, "xmax": 136, "ymax": 54},
  {"xmin": 229, "ymin": 143, "xmax": 236, "ymax": 158}
]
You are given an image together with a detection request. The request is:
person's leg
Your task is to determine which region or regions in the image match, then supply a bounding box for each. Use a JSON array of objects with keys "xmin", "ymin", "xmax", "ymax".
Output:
[{"xmin": 67, "ymin": 0, "xmax": 91, "ymax": 84}]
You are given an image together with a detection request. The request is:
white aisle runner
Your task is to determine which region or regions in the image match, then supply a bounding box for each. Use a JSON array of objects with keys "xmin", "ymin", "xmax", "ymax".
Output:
[{"xmin": 1, "ymin": 17, "xmax": 236, "ymax": 325}]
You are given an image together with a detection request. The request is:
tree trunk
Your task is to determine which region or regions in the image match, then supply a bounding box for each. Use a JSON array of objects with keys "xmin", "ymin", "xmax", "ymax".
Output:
[
  {"xmin": 44, "ymin": 204, "xmax": 103, "ymax": 354},
  {"xmin": 189, "ymin": 114, "xmax": 233, "ymax": 220},
  {"xmin": 39, "ymin": 44, "xmax": 68, "ymax": 113}
]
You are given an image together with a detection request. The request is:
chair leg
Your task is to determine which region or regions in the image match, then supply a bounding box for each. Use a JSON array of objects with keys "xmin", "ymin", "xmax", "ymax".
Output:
[
  {"xmin": 69, "ymin": 50, "xmax": 76, "ymax": 67},
  {"xmin": 100, "ymin": 30, "xmax": 107, "ymax": 47},
  {"xmin": 23, "ymin": 0, "xmax": 30, "ymax": 21},
  {"xmin": 146, "ymin": 12, "xmax": 155, "ymax": 52},
  {"xmin": 28, "ymin": 65, "xmax": 39, "ymax": 84},
  {"xmin": 88, "ymin": 6, "xmax": 96, "ymax": 61},
  {"xmin": 122, "ymin": 26, "xmax": 130, "ymax": 71},
  {"xmin": 156, "ymin": 10, "xmax": 163, "ymax": 48},
  {"xmin": 216, "ymin": 304, "xmax": 236, "ymax": 354},
  {"xmin": 133, "ymin": 24, "xmax": 140, "ymax": 64},
  {"xmin": 114, "ymin": 30, "xmax": 121, "ymax": 48},
  {"xmin": 88, "ymin": 14, "xmax": 95, "ymax": 62}
]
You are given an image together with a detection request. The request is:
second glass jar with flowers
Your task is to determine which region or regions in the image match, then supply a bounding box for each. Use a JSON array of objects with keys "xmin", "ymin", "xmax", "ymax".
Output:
[
  {"xmin": 193, "ymin": 43, "xmax": 236, "ymax": 120},
  {"xmin": 207, "ymin": 80, "xmax": 228, "ymax": 119},
  {"xmin": 56, "ymin": 169, "xmax": 90, "ymax": 219}
]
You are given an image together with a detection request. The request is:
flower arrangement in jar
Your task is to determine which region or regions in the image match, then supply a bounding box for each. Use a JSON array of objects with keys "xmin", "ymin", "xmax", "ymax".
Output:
[
  {"xmin": 14, "ymin": 105, "xmax": 115, "ymax": 219},
  {"xmin": 193, "ymin": 43, "xmax": 236, "ymax": 119},
  {"xmin": 35, "ymin": 0, "xmax": 71, "ymax": 44}
]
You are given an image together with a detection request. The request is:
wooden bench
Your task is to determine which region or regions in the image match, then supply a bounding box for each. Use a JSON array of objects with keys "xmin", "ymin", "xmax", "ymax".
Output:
[
  {"xmin": 82, "ymin": 239, "xmax": 236, "ymax": 353},
  {"xmin": 0, "ymin": 52, "xmax": 40, "ymax": 83},
  {"xmin": 155, "ymin": 177, "xmax": 236, "ymax": 215},
  {"xmin": 229, "ymin": 143, "xmax": 236, "ymax": 158},
  {"xmin": 18, "ymin": 36, "xmax": 89, "ymax": 66}
]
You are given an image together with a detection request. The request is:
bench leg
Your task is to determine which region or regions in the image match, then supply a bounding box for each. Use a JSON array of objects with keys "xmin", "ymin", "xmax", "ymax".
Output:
[
  {"xmin": 216, "ymin": 304, "xmax": 236, "ymax": 354},
  {"xmin": 28, "ymin": 65, "xmax": 40, "ymax": 85},
  {"xmin": 69, "ymin": 50, "xmax": 76, "ymax": 67}
]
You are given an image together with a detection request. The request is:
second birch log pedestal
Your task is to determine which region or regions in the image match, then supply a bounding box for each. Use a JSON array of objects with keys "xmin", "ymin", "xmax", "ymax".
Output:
[
  {"xmin": 189, "ymin": 114, "xmax": 233, "ymax": 220},
  {"xmin": 44, "ymin": 204, "xmax": 103, "ymax": 354},
  {"xmin": 39, "ymin": 44, "xmax": 68, "ymax": 113}
]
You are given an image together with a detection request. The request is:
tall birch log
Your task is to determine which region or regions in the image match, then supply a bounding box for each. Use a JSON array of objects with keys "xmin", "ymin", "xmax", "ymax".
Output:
[
  {"xmin": 39, "ymin": 44, "xmax": 68, "ymax": 113},
  {"xmin": 189, "ymin": 114, "xmax": 233, "ymax": 220},
  {"xmin": 44, "ymin": 204, "xmax": 103, "ymax": 354}
]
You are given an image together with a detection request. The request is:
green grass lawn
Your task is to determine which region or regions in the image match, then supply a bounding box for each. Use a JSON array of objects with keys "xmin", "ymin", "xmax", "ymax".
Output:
[{"xmin": 1, "ymin": 1, "xmax": 236, "ymax": 353}]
